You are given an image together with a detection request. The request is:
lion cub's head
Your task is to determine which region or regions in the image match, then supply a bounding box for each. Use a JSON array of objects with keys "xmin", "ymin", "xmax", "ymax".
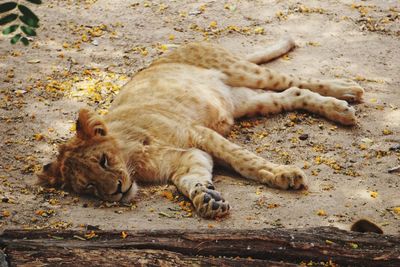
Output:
[{"xmin": 38, "ymin": 109, "xmax": 137, "ymax": 203}]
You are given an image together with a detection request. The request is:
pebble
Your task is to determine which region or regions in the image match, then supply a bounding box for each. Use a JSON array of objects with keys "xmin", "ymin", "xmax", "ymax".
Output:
[
  {"xmin": 389, "ymin": 144, "xmax": 400, "ymax": 151},
  {"xmin": 299, "ymin": 134, "xmax": 309, "ymax": 140}
]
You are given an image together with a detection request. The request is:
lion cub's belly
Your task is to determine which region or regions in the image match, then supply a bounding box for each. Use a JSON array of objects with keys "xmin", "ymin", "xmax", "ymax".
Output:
[{"xmin": 112, "ymin": 63, "xmax": 235, "ymax": 135}]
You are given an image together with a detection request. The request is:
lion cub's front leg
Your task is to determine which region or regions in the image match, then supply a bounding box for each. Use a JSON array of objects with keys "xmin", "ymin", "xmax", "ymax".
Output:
[
  {"xmin": 170, "ymin": 149, "xmax": 230, "ymax": 218},
  {"xmin": 192, "ymin": 126, "xmax": 308, "ymax": 190}
]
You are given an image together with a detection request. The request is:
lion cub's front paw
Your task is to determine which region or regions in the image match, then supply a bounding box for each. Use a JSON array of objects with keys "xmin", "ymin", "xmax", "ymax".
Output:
[
  {"xmin": 271, "ymin": 166, "xmax": 308, "ymax": 190},
  {"xmin": 190, "ymin": 184, "xmax": 230, "ymax": 219}
]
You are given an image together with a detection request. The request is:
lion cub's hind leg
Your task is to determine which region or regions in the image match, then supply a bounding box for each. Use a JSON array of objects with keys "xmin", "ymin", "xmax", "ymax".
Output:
[
  {"xmin": 232, "ymin": 87, "xmax": 357, "ymax": 125},
  {"xmin": 170, "ymin": 149, "xmax": 230, "ymax": 219},
  {"xmin": 155, "ymin": 39, "xmax": 364, "ymax": 102}
]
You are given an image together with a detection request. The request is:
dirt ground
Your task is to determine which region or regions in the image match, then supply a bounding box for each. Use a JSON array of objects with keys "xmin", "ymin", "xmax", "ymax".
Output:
[{"xmin": 1, "ymin": 0, "xmax": 399, "ymax": 235}]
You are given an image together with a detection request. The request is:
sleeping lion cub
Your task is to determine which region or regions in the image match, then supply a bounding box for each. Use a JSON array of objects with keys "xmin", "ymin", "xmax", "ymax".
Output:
[{"xmin": 38, "ymin": 38, "xmax": 364, "ymax": 218}]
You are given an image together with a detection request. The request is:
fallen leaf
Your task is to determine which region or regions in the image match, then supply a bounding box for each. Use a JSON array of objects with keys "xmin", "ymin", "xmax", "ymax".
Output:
[
  {"xmin": 33, "ymin": 133, "xmax": 44, "ymax": 141},
  {"xmin": 121, "ymin": 231, "xmax": 128, "ymax": 239},
  {"xmin": 209, "ymin": 21, "xmax": 217, "ymax": 28},
  {"xmin": 382, "ymin": 129, "xmax": 393, "ymax": 135},
  {"xmin": 159, "ymin": 212, "xmax": 173, "ymax": 218},
  {"xmin": 254, "ymin": 27, "xmax": 264, "ymax": 34},
  {"xmin": 161, "ymin": 191, "xmax": 174, "ymax": 201},
  {"xmin": 349, "ymin": 242, "xmax": 358, "ymax": 249},
  {"xmin": 73, "ymin": 235, "xmax": 86, "ymax": 241},
  {"xmin": 84, "ymin": 230, "xmax": 97, "ymax": 239},
  {"xmin": 393, "ymin": 207, "xmax": 400, "ymax": 215},
  {"xmin": 317, "ymin": 209, "xmax": 327, "ymax": 216},
  {"xmin": 2, "ymin": 210, "xmax": 11, "ymax": 217}
]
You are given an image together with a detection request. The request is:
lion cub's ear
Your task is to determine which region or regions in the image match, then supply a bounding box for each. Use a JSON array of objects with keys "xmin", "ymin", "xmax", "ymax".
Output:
[
  {"xmin": 76, "ymin": 108, "xmax": 108, "ymax": 140},
  {"xmin": 37, "ymin": 161, "xmax": 63, "ymax": 187}
]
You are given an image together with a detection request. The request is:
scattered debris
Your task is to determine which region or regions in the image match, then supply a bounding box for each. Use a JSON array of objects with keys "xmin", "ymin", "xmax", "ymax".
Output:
[{"xmin": 388, "ymin": 166, "xmax": 400, "ymax": 173}]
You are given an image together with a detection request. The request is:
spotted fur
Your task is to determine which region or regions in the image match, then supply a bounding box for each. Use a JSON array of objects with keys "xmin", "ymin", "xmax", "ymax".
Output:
[{"xmin": 38, "ymin": 38, "xmax": 364, "ymax": 218}]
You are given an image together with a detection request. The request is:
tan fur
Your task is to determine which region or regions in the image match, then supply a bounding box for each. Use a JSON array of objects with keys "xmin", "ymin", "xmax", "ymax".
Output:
[{"xmin": 38, "ymin": 38, "xmax": 364, "ymax": 218}]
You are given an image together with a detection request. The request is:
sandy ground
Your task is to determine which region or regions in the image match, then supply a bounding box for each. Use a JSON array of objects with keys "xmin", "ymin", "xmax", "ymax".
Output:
[{"xmin": 1, "ymin": 0, "xmax": 399, "ymax": 235}]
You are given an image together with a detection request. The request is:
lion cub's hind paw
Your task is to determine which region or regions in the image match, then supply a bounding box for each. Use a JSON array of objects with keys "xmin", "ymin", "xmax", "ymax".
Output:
[
  {"xmin": 272, "ymin": 166, "xmax": 308, "ymax": 190},
  {"xmin": 326, "ymin": 99, "xmax": 357, "ymax": 126},
  {"xmin": 328, "ymin": 79, "xmax": 365, "ymax": 102},
  {"xmin": 192, "ymin": 188, "xmax": 230, "ymax": 219}
]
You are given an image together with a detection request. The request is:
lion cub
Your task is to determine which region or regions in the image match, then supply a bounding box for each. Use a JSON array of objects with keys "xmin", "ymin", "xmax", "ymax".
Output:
[{"xmin": 38, "ymin": 38, "xmax": 364, "ymax": 218}]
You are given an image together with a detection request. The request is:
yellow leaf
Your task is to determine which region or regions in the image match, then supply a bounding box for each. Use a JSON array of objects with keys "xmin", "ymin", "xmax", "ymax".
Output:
[
  {"xmin": 307, "ymin": 41, "xmax": 320, "ymax": 46},
  {"xmin": 370, "ymin": 191, "xmax": 378, "ymax": 198},
  {"xmin": 168, "ymin": 34, "xmax": 175, "ymax": 41},
  {"xmin": 158, "ymin": 44, "xmax": 168, "ymax": 52},
  {"xmin": 393, "ymin": 207, "xmax": 400, "ymax": 215},
  {"xmin": 303, "ymin": 162, "xmax": 310, "ymax": 169},
  {"xmin": 349, "ymin": 242, "xmax": 358, "ymax": 249},
  {"xmin": 317, "ymin": 209, "xmax": 327, "ymax": 216},
  {"xmin": 267, "ymin": 203, "xmax": 280, "ymax": 209},
  {"xmin": 82, "ymin": 34, "xmax": 89, "ymax": 42},
  {"xmin": 70, "ymin": 123, "xmax": 76, "ymax": 132},
  {"xmin": 84, "ymin": 230, "xmax": 97, "ymax": 239},
  {"xmin": 35, "ymin": 209, "xmax": 46, "ymax": 216},
  {"xmin": 209, "ymin": 21, "xmax": 217, "ymax": 28},
  {"xmin": 382, "ymin": 129, "xmax": 393, "ymax": 135},
  {"xmin": 354, "ymin": 75, "xmax": 366, "ymax": 81},
  {"xmin": 359, "ymin": 143, "xmax": 367, "ymax": 150},
  {"xmin": 48, "ymin": 199, "xmax": 59, "ymax": 205},
  {"xmin": 33, "ymin": 133, "xmax": 44, "ymax": 141},
  {"xmin": 161, "ymin": 191, "xmax": 174, "ymax": 201},
  {"xmin": 311, "ymin": 169, "xmax": 320, "ymax": 176},
  {"xmin": 121, "ymin": 231, "xmax": 128, "ymax": 239},
  {"xmin": 2, "ymin": 210, "xmax": 11, "ymax": 217},
  {"xmin": 199, "ymin": 4, "xmax": 207, "ymax": 12},
  {"xmin": 254, "ymin": 27, "xmax": 264, "ymax": 34}
]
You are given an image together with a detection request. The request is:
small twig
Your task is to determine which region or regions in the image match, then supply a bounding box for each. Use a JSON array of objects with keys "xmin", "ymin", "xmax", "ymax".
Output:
[{"xmin": 388, "ymin": 166, "xmax": 400, "ymax": 173}]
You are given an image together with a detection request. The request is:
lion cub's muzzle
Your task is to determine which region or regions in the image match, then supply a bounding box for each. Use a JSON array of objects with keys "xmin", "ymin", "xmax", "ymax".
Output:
[
  {"xmin": 111, "ymin": 180, "xmax": 124, "ymax": 195},
  {"xmin": 97, "ymin": 179, "xmax": 137, "ymax": 203},
  {"xmin": 120, "ymin": 181, "xmax": 138, "ymax": 204}
]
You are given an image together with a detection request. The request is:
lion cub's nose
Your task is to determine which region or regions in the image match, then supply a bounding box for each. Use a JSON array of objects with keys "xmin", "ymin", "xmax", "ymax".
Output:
[{"xmin": 112, "ymin": 180, "xmax": 123, "ymax": 195}]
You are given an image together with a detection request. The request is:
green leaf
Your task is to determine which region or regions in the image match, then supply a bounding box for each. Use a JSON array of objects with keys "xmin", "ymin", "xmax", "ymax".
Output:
[
  {"xmin": 0, "ymin": 13, "xmax": 18, "ymax": 25},
  {"xmin": 19, "ymin": 15, "xmax": 38, "ymax": 28},
  {"xmin": 10, "ymin": 33, "xmax": 21, "ymax": 44},
  {"xmin": 20, "ymin": 36, "xmax": 29, "ymax": 46},
  {"xmin": 25, "ymin": 0, "xmax": 42, "ymax": 4},
  {"xmin": 2, "ymin": 24, "xmax": 18, "ymax": 35},
  {"xmin": 0, "ymin": 2, "xmax": 17, "ymax": 13},
  {"xmin": 21, "ymin": 25, "xmax": 36, "ymax": 36},
  {"xmin": 18, "ymin": 4, "xmax": 39, "ymax": 21}
]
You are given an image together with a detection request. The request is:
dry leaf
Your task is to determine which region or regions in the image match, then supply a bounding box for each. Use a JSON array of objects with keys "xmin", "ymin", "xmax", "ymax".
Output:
[
  {"xmin": 317, "ymin": 209, "xmax": 327, "ymax": 216},
  {"xmin": 121, "ymin": 231, "xmax": 128, "ymax": 239}
]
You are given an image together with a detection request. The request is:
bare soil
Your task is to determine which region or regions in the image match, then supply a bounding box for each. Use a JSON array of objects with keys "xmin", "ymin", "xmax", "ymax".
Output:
[{"xmin": 1, "ymin": 0, "xmax": 399, "ymax": 235}]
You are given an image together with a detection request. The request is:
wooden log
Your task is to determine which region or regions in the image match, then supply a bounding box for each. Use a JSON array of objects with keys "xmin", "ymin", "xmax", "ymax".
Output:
[
  {"xmin": 4, "ymin": 248, "xmax": 295, "ymax": 267},
  {"xmin": 1, "ymin": 227, "xmax": 399, "ymax": 266}
]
